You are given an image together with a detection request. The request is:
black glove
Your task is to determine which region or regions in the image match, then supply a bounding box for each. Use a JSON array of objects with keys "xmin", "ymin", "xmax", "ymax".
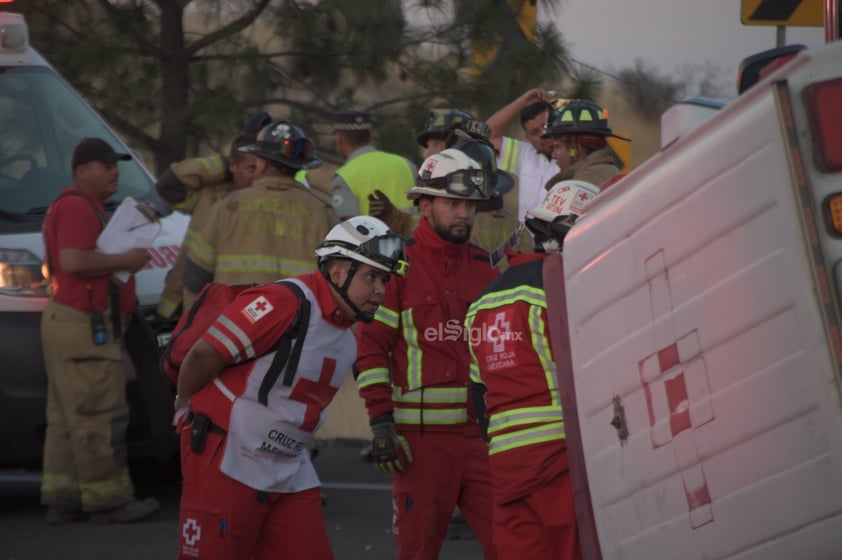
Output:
[
  {"xmin": 367, "ymin": 189, "xmax": 396, "ymax": 223},
  {"xmin": 370, "ymin": 415, "xmax": 413, "ymax": 474}
]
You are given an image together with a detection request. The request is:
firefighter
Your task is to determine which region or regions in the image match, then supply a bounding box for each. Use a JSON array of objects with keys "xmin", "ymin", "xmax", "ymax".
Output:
[
  {"xmin": 465, "ymin": 179, "xmax": 601, "ymax": 560},
  {"xmin": 182, "ymin": 120, "xmax": 339, "ymax": 308},
  {"xmin": 542, "ymin": 100, "xmax": 628, "ymax": 189},
  {"xmin": 154, "ymin": 133, "xmax": 260, "ymax": 318},
  {"xmin": 174, "ymin": 216, "xmax": 408, "ymax": 560},
  {"xmin": 40, "ymin": 137, "xmax": 160, "ymax": 524},
  {"xmin": 355, "ymin": 140, "xmax": 513, "ymax": 559}
]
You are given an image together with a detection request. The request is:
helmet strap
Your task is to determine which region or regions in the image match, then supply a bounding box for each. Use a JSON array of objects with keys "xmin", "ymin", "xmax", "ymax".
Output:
[{"xmin": 320, "ymin": 260, "xmax": 375, "ymax": 323}]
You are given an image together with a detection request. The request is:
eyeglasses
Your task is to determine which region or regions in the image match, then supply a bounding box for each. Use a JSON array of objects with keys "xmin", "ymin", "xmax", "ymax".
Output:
[{"xmin": 418, "ymin": 168, "xmax": 495, "ymax": 199}]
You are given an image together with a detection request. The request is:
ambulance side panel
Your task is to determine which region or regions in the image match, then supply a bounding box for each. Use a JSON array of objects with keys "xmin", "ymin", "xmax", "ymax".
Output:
[{"xmin": 562, "ymin": 45, "xmax": 842, "ymax": 559}]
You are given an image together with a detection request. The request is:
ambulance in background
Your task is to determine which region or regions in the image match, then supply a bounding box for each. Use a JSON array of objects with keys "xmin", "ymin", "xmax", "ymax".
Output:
[
  {"xmin": 549, "ymin": 24, "xmax": 842, "ymax": 560},
  {"xmin": 0, "ymin": 11, "xmax": 187, "ymax": 472}
]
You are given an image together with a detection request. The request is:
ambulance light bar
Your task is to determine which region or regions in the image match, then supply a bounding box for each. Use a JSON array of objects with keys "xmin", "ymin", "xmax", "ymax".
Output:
[{"xmin": 0, "ymin": 12, "xmax": 28, "ymax": 53}]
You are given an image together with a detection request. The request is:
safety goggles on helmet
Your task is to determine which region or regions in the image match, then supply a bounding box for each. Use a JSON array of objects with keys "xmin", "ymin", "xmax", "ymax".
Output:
[
  {"xmin": 417, "ymin": 168, "xmax": 495, "ymax": 199},
  {"xmin": 320, "ymin": 233, "xmax": 409, "ymax": 277}
]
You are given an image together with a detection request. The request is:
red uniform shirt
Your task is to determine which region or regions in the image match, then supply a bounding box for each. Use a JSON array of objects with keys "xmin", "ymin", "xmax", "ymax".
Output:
[
  {"xmin": 191, "ymin": 272, "xmax": 353, "ymax": 431},
  {"xmin": 43, "ymin": 188, "xmax": 137, "ymax": 313}
]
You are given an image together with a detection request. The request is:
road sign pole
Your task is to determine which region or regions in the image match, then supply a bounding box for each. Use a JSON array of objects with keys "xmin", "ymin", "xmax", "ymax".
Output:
[{"xmin": 776, "ymin": 25, "xmax": 787, "ymax": 45}]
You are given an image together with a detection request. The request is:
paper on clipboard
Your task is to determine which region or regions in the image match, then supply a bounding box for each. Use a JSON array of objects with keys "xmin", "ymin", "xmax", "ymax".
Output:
[{"xmin": 96, "ymin": 196, "xmax": 162, "ymax": 283}]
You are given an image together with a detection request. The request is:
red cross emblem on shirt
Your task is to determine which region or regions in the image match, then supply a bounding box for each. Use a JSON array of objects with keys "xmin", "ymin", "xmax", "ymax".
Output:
[{"xmin": 289, "ymin": 357, "xmax": 338, "ymax": 431}]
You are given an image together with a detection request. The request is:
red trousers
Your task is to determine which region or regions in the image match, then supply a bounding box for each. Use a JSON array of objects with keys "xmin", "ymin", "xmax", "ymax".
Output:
[
  {"xmin": 493, "ymin": 468, "xmax": 581, "ymax": 560},
  {"xmin": 392, "ymin": 430, "xmax": 496, "ymax": 560},
  {"xmin": 177, "ymin": 420, "xmax": 332, "ymax": 560}
]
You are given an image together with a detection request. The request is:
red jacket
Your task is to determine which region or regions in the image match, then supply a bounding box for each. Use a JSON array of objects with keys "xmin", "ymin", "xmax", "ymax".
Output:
[
  {"xmin": 355, "ymin": 217, "xmax": 499, "ymax": 432},
  {"xmin": 466, "ymin": 252, "xmax": 567, "ymax": 504}
]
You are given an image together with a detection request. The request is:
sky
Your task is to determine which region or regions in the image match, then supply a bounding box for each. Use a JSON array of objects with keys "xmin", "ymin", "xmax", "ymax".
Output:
[{"xmin": 550, "ymin": 0, "xmax": 826, "ymax": 94}]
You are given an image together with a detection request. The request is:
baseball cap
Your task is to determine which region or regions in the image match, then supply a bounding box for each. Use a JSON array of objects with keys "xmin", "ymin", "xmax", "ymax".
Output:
[{"xmin": 72, "ymin": 137, "xmax": 131, "ymax": 169}]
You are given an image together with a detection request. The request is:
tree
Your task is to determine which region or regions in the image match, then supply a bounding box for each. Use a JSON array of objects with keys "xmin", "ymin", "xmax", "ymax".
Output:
[{"xmin": 18, "ymin": 0, "xmax": 582, "ymax": 173}]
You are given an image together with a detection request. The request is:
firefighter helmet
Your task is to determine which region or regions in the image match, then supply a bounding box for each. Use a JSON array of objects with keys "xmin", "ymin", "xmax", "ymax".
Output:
[
  {"xmin": 407, "ymin": 140, "xmax": 513, "ymax": 201},
  {"xmin": 415, "ymin": 109, "xmax": 474, "ymax": 147},
  {"xmin": 240, "ymin": 120, "xmax": 322, "ymax": 170},
  {"xmin": 543, "ymin": 100, "xmax": 615, "ymax": 138}
]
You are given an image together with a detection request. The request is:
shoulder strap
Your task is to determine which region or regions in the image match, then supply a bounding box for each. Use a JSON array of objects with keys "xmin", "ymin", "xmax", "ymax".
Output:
[
  {"xmin": 257, "ymin": 280, "xmax": 312, "ymax": 406},
  {"xmin": 44, "ymin": 191, "xmax": 108, "ymax": 277}
]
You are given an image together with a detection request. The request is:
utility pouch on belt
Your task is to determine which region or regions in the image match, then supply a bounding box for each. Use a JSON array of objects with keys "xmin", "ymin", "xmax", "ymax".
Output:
[
  {"xmin": 190, "ymin": 412, "xmax": 230, "ymax": 453},
  {"xmin": 190, "ymin": 413, "xmax": 211, "ymax": 453}
]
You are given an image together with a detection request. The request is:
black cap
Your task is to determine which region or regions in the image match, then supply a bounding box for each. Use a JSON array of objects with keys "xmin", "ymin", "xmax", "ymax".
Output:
[
  {"xmin": 72, "ymin": 137, "xmax": 131, "ymax": 169},
  {"xmin": 333, "ymin": 110, "xmax": 371, "ymax": 132}
]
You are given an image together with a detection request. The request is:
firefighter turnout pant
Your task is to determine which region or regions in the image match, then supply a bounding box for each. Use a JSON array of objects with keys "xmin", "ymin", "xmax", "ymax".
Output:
[{"xmin": 40, "ymin": 300, "xmax": 135, "ymax": 512}]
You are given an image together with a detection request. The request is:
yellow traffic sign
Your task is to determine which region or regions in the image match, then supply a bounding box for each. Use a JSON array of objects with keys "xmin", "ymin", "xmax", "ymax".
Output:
[{"xmin": 742, "ymin": 0, "xmax": 823, "ymax": 27}]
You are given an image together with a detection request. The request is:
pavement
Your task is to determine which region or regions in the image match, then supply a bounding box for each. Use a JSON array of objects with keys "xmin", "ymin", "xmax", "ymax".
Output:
[{"xmin": 0, "ymin": 439, "xmax": 485, "ymax": 560}]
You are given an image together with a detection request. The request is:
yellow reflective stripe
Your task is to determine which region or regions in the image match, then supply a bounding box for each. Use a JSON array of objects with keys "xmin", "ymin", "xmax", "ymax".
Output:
[
  {"xmin": 216, "ymin": 255, "xmax": 315, "ymax": 276},
  {"xmin": 394, "ymin": 407, "xmax": 467, "ymax": 425},
  {"xmin": 80, "ymin": 473, "xmax": 133, "ymax": 502},
  {"xmin": 488, "ymin": 405, "xmax": 563, "ymax": 434},
  {"xmin": 469, "ymin": 356, "xmax": 481, "ymax": 384},
  {"xmin": 393, "ymin": 386, "xmax": 466, "ymax": 404},
  {"xmin": 199, "ymin": 155, "xmax": 226, "ymax": 181},
  {"xmin": 41, "ymin": 473, "xmax": 78, "ymax": 492},
  {"xmin": 402, "ymin": 309, "xmax": 423, "ymax": 390},
  {"xmin": 156, "ymin": 296, "xmax": 179, "ymax": 318},
  {"xmin": 464, "ymin": 306, "xmax": 483, "ymax": 384},
  {"xmin": 184, "ymin": 230, "xmax": 216, "ymax": 268},
  {"xmin": 470, "ymin": 285, "xmax": 546, "ymax": 314},
  {"xmin": 489, "ymin": 421, "xmax": 565, "ymax": 455},
  {"xmin": 374, "ymin": 306, "xmax": 399, "ymax": 329},
  {"xmin": 529, "ymin": 304, "xmax": 560, "ymax": 407},
  {"xmin": 502, "ymin": 139, "xmax": 519, "ymax": 173},
  {"xmin": 357, "ymin": 367, "xmax": 391, "ymax": 389}
]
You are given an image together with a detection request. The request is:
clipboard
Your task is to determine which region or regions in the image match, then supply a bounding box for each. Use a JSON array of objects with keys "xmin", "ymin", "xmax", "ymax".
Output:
[{"xmin": 96, "ymin": 196, "xmax": 162, "ymax": 283}]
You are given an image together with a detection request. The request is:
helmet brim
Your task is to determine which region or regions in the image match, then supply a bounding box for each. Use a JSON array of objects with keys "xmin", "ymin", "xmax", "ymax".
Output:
[
  {"xmin": 542, "ymin": 128, "xmax": 631, "ymax": 142},
  {"xmin": 406, "ymin": 185, "xmax": 491, "ymax": 201},
  {"xmin": 491, "ymin": 169, "xmax": 514, "ymax": 197},
  {"xmin": 243, "ymin": 148, "xmax": 323, "ymax": 170},
  {"xmin": 415, "ymin": 130, "xmax": 446, "ymax": 148}
]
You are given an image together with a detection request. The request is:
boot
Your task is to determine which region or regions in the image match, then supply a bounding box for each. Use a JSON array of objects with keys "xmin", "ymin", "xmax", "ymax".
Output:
[{"xmin": 91, "ymin": 497, "xmax": 161, "ymax": 523}]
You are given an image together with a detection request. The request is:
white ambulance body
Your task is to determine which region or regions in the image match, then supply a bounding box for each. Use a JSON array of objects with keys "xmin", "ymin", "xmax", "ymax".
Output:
[
  {"xmin": 560, "ymin": 40, "xmax": 842, "ymax": 558},
  {"xmin": 0, "ymin": 12, "xmax": 187, "ymax": 469}
]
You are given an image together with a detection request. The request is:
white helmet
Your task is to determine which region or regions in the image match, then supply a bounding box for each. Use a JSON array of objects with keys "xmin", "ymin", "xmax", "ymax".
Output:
[
  {"xmin": 315, "ymin": 216, "xmax": 408, "ymax": 277},
  {"xmin": 407, "ymin": 148, "xmax": 492, "ymax": 201},
  {"xmin": 526, "ymin": 179, "xmax": 600, "ymax": 223},
  {"xmin": 524, "ymin": 180, "xmax": 600, "ymax": 252}
]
